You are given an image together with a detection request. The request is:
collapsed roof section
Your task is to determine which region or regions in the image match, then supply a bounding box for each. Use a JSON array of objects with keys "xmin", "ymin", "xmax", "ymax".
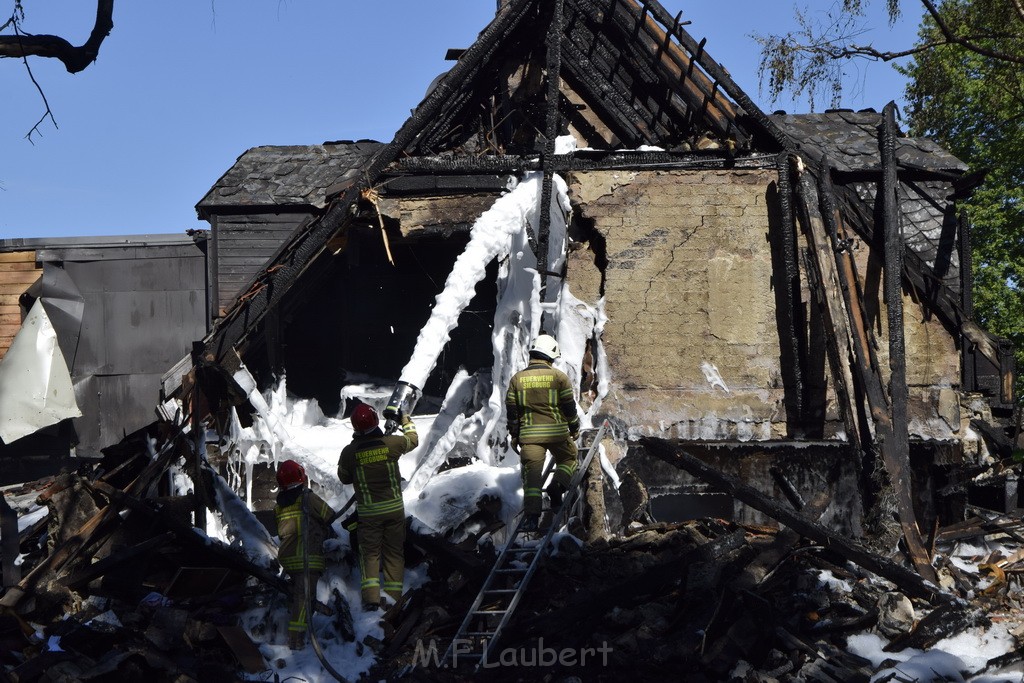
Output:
[
  {"xmin": 193, "ymin": 0, "xmax": 1012, "ymax": 415},
  {"xmin": 199, "ymin": 0, "xmax": 789, "ymax": 363}
]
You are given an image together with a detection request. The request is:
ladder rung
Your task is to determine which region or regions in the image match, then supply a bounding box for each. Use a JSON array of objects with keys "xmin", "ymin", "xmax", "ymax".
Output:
[
  {"xmin": 484, "ymin": 588, "xmax": 517, "ymax": 594},
  {"xmin": 474, "ymin": 609, "xmax": 507, "ymax": 614},
  {"xmin": 464, "ymin": 631, "xmax": 496, "ymax": 637},
  {"xmin": 495, "ymin": 568, "xmax": 526, "ymax": 574}
]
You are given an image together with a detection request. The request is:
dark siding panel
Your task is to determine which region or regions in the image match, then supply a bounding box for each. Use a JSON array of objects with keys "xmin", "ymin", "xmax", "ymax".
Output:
[{"xmin": 214, "ymin": 213, "xmax": 309, "ymax": 309}]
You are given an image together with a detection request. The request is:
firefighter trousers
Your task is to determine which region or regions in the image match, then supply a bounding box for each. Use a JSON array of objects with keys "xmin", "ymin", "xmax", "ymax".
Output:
[
  {"xmin": 520, "ymin": 436, "xmax": 578, "ymax": 516},
  {"xmin": 357, "ymin": 511, "xmax": 405, "ymax": 605},
  {"xmin": 287, "ymin": 568, "xmax": 321, "ymax": 640}
]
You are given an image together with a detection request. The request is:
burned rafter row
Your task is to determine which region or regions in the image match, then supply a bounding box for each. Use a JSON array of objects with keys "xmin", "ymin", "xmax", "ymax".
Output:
[{"xmin": 572, "ymin": 0, "xmax": 694, "ymax": 141}]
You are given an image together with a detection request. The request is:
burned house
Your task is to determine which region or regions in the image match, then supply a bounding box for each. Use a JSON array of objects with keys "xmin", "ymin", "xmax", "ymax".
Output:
[
  {"xmin": 189, "ymin": 0, "xmax": 1015, "ymax": 551},
  {"xmin": 3, "ymin": 1, "xmax": 1023, "ymax": 680}
]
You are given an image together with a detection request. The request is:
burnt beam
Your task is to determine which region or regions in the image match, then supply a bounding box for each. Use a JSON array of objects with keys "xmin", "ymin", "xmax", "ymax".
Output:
[{"xmin": 638, "ymin": 437, "xmax": 954, "ymax": 604}]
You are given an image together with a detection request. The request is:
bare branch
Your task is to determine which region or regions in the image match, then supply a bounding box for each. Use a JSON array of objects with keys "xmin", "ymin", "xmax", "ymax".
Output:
[
  {"xmin": 12, "ymin": 22, "xmax": 58, "ymax": 142},
  {"xmin": 0, "ymin": 0, "xmax": 114, "ymax": 73}
]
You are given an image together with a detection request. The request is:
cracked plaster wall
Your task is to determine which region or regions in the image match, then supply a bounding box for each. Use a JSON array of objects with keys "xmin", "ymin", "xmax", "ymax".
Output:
[
  {"xmin": 566, "ymin": 168, "xmax": 969, "ymax": 458},
  {"xmin": 568, "ymin": 169, "xmax": 786, "ymax": 442}
]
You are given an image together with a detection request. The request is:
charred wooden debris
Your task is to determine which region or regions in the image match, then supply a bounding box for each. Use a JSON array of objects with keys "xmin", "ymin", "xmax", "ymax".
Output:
[{"xmin": 4, "ymin": 423, "xmax": 1024, "ymax": 681}]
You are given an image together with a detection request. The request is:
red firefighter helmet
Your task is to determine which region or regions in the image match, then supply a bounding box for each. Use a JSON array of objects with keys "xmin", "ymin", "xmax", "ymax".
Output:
[
  {"xmin": 276, "ymin": 459, "xmax": 306, "ymax": 489},
  {"xmin": 351, "ymin": 403, "xmax": 379, "ymax": 433}
]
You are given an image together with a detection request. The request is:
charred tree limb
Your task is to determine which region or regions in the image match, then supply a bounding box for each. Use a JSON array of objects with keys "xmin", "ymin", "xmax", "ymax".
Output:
[
  {"xmin": 638, "ymin": 437, "xmax": 954, "ymax": 604},
  {"xmin": 0, "ymin": 0, "xmax": 114, "ymax": 73}
]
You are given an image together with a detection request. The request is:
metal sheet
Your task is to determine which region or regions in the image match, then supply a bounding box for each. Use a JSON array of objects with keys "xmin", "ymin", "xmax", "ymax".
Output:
[
  {"xmin": 0, "ymin": 301, "xmax": 82, "ymax": 444},
  {"xmin": 24, "ymin": 263, "xmax": 86, "ymax": 370}
]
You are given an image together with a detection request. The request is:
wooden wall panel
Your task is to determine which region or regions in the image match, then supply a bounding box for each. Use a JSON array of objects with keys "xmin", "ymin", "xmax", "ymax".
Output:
[{"xmin": 0, "ymin": 251, "xmax": 41, "ymax": 361}]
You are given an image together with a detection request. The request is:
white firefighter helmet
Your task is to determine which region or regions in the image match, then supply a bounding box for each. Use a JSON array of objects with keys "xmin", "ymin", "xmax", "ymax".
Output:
[{"xmin": 530, "ymin": 334, "xmax": 560, "ymax": 361}]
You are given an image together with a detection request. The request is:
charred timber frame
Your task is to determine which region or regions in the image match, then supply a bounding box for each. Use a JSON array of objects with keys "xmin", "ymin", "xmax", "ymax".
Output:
[
  {"xmin": 639, "ymin": 437, "xmax": 954, "ymax": 604},
  {"xmin": 793, "ymin": 161, "xmax": 863, "ymax": 451},
  {"xmin": 567, "ymin": 0, "xmax": 688, "ymax": 142},
  {"xmin": 881, "ymin": 103, "xmax": 915, "ymax": 557},
  {"xmin": 816, "ymin": 151, "xmax": 936, "ymax": 582},
  {"xmin": 959, "ymin": 208, "xmax": 975, "ymax": 392},
  {"xmin": 389, "ymin": 151, "xmax": 776, "ymax": 176},
  {"xmin": 774, "ymin": 153, "xmax": 804, "ymax": 428},
  {"xmin": 636, "ymin": 0, "xmax": 791, "ymax": 148},
  {"xmin": 203, "ymin": 0, "xmax": 537, "ymax": 360},
  {"xmin": 602, "ymin": 0, "xmax": 744, "ymax": 146},
  {"xmin": 559, "ymin": 21, "xmax": 655, "ymax": 144},
  {"xmin": 537, "ymin": 0, "xmax": 566, "ymax": 319}
]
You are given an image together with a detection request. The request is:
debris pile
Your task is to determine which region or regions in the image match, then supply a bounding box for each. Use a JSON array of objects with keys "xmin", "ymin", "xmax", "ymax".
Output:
[{"xmin": 4, "ymin": 436, "xmax": 1024, "ymax": 682}]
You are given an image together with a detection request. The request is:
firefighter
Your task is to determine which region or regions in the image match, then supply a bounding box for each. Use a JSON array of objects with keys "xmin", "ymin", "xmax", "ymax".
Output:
[
  {"xmin": 505, "ymin": 333, "xmax": 581, "ymax": 532},
  {"xmin": 338, "ymin": 403, "xmax": 418, "ymax": 611},
  {"xmin": 273, "ymin": 459, "xmax": 336, "ymax": 650}
]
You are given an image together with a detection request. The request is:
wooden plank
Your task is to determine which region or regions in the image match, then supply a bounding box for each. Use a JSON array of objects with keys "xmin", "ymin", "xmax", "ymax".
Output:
[
  {"xmin": 217, "ymin": 238, "xmax": 291, "ymax": 250},
  {"xmin": 0, "ymin": 294, "xmax": 24, "ymax": 306},
  {"xmin": 0, "ymin": 262, "xmax": 41, "ymax": 272},
  {"xmin": 216, "ymin": 625, "xmax": 267, "ymax": 673},
  {"xmin": 0, "ymin": 271, "xmax": 41, "ymax": 286},
  {"xmin": 0, "ymin": 304, "xmax": 21, "ymax": 316},
  {"xmin": 0, "ymin": 324, "xmax": 21, "ymax": 338},
  {"xmin": 0, "ymin": 251, "xmax": 36, "ymax": 263},
  {"xmin": 0, "ymin": 313, "xmax": 21, "ymax": 326}
]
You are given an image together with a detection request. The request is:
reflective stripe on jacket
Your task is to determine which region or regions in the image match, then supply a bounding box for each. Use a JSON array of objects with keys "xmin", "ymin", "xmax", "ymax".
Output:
[
  {"xmin": 505, "ymin": 359, "xmax": 580, "ymax": 444},
  {"xmin": 275, "ymin": 488, "xmax": 334, "ymax": 572},
  {"xmin": 338, "ymin": 419, "xmax": 418, "ymax": 519}
]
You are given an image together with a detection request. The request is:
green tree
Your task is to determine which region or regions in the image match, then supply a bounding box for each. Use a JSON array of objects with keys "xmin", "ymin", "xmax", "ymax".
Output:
[
  {"xmin": 899, "ymin": 0, "xmax": 1024, "ymax": 401},
  {"xmin": 757, "ymin": 0, "xmax": 1024, "ymax": 405}
]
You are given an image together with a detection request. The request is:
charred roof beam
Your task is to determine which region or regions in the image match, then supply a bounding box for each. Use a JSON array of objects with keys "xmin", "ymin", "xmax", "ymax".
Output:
[{"xmin": 205, "ymin": 0, "xmax": 539, "ymax": 360}]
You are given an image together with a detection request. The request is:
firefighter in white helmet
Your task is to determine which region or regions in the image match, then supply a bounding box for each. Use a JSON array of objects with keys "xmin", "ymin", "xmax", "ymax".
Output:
[{"xmin": 505, "ymin": 333, "xmax": 580, "ymax": 532}]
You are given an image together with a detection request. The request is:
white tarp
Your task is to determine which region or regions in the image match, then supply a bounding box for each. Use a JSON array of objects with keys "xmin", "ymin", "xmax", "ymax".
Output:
[{"xmin": 0, "ymin": 300, "xmax": 82, "ymax": 444}]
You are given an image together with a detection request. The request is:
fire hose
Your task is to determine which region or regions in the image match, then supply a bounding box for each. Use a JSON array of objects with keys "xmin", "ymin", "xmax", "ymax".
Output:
[{"xmin": 301, "ymin": 490, "xmax": 351, "ymax": 683}]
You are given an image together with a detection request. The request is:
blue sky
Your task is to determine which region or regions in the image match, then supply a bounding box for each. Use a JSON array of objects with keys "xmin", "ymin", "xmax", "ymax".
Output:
[{"xmin": 0, "ymin": 1, "xmax": 920, "ymax": 239}]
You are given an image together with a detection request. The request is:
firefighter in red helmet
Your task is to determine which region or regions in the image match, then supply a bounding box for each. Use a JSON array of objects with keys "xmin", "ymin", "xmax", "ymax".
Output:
[
  {"xmin": 338, "ymin": 402, "xmax": 418, "ymax": 611},
  {"xmin": 273, "ymin": 459, "xmax": 336, "ymax": 650}
]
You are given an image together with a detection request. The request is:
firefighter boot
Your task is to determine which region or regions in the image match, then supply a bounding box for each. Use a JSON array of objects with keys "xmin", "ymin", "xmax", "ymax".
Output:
[
  {"xmin": 521, "ymin": 514, "xmax": 540, "ymax": 533},
  {"xmin": 547, "ymin": 482, "xmax": 566, "ymax": 510}
]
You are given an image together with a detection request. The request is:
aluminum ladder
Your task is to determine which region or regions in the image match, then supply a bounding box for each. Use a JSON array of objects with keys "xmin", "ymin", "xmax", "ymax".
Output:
[{"xmin": 442, "ymin": 419, "xmax": 609, "ymax": 670}]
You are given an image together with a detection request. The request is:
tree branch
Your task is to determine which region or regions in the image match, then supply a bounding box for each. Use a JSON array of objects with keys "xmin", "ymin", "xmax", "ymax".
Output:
[
  {"xmin": 0, "ymin": 0, "xmax": 114, "ymax": 73},
  {"xmin": 919, "ymin": 0, "xmax": 1024, "ymax": 65}
]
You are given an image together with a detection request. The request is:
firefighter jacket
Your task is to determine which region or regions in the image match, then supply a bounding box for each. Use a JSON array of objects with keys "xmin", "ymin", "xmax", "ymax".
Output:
[
  {"xmin": 274, "ymin": 487, "xmax": 335, "ymax": 573},
  {"xmin": 505, "ymin": 358, "xmax": 581, "ymax": 445},
  {"xmin": 338, "ymin": 416, "xmax": 418, "ymax": 520}
]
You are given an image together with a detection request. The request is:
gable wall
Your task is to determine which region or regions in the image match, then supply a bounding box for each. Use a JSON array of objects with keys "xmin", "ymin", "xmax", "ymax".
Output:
[
  {"xmin": 569, "ymin": 169, "xmax": 792, "ymax": 441},
  {"xmin": 567, "ymin": 168, "xmax": 967, "ymax": 449}
]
